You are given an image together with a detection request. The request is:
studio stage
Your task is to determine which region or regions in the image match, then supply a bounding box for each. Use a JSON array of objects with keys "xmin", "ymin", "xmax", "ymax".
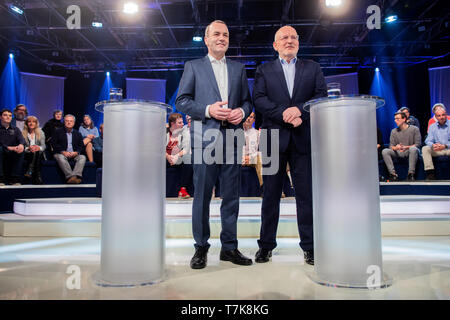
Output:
[{"xmin": 1, "ymin": 183, "xmax": 449, "ymax": 238}]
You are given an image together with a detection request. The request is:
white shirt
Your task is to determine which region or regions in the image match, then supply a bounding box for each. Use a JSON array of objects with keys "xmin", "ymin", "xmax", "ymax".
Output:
[
  {"xmin": 26, "ymin": 132, "xmax": 43, "ymax": 151},
  {"xmin": 242, "ymin": 127, "xmax": 260, "ymax": 163},
  {"xmin": 279, "ymin": 56, "xmax": 297, "ymax": 98},
  {"xmin": 205, "ymin": 54, "xmax": 245, "ymax": 121}
]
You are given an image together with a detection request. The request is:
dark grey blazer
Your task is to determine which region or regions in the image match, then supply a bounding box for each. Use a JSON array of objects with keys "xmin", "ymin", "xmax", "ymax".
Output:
[{"xmin": 175, "ymin": 56, "xmax": 252, "ymax": 149}]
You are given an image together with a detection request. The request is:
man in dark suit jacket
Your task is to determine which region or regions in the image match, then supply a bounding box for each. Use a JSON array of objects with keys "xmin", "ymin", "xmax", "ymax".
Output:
[
  {"xmin": 51, "ymin": 114, "xmax": 86, "ymax": 184},
  {"xmin": 176, "ymin": 20, "xmax": 253, "ymax": 269},
  {"xmin": 253, "ymin": 26, "xmax": 327, "ymax": 265}
]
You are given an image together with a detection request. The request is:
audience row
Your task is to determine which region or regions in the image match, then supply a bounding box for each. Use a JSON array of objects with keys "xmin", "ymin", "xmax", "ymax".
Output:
[{"xmin": 1, "ymin": 102, "xmax": 449, "ymax": 188}]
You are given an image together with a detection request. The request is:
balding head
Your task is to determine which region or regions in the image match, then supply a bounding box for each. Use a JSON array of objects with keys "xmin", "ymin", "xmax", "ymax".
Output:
[{"xmin": 273, "ymin": 26, "xmax": 299, "ymax": 63}]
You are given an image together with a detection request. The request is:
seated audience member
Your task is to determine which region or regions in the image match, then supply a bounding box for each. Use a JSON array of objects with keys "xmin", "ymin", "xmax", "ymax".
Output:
[
  {"xmin": 427, "ymin": 103, "xmax": 450, "ymax": 132},
  {"xmin": 22, "ymin": 116, "xmax": 46, "ymax": 185},
  {"xmin": 382, "ymin": 111, "xmax": 421, "ymax": 181},
  {"xmin": 51, "ymin": 114, "xmax": 86, "ymax": 184},
  {"xmin": 92, "ymin": 123, "xmax": 103, "ymax": 167},
  {"xmin": 42, "ymin": 110, "xmax": 64, "ymax": 150},
  {"xmin": 242, "ymin": 112, "xmax": 263, "ymax": 189},
  {"xmin": 422, "ymin": 106, "xmax": 450, "ymax": 180},
  {"xmin": 11, "ymin": 104, "xmax": 28, "ymax": 132},
  {"xmin": 166, "ymin": 113, "xmax": 191, "ymax": 198},
  {"xmin": 78, "ymin": 115, "xmax": 99, "ymax": 163},
  {"xmin": 398, "ymin": 106, "xmax": 420, "ymax": 129},
  {"xmin": 0, "ymin": 109, "xmax": 25, "ymax": 185}
]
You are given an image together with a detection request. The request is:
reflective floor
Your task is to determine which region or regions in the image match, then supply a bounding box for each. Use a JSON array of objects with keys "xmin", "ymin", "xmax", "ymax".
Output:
[{"xmin": 0, "ymin": 236, "xmax": 449, "ymax": 300}]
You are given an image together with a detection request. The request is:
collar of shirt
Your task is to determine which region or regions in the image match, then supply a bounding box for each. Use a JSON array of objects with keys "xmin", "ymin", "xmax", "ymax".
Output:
[
  {"xmin": 279, "ymin": 56, "xmax": 297, "ymax": 65},
  {"xmin": 208, "ymin": 54, "xmax": 226, "ymax": 65},
  {"xmin": 437, "ymin": 119, "xmax": 449, "ymax": 128}
]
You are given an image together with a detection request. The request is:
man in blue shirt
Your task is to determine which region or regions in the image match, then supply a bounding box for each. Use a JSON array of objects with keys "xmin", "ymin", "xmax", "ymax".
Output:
[
  {"xmin": 422, "ymin": 106, "xmax": 450, "ymax": 180},
  {"xmin": 51, "ymin": 114, "xmax": 86, "ymax": 184},
  {"xmin": 253, "ymin": 25, "xmax": 327, "ymax": 265}
]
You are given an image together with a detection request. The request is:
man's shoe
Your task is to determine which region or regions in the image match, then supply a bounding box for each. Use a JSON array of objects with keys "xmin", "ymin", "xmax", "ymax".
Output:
[
  {"xmin": 178, "ymin": 187, "xmax": 191, "ymax": 199},
  {"xmin": 304, "ymin": 250, "xmax": 314, "ymax": 266},
  {"xmin": 426, "ymin": 173, "xmax": 436, "ymax": 181},
  {"xmin": 74, "ymin": 177, "xmax": 82, "ymax": 184},
  {"xmin": 407, "ymin": 173, "xmax": 415, "ymax": 181},
  {"xmin": 388, "ymin": 173, "xmax": 398, "ymax": 182},
  {"xmin": 190, "ymin": 247, "xmax": 208, "ymax": 269},
  {"xmin": 255, "ymin": 248, "xmax": 272, "ymax": 263},
  {"xmin": 220, "ymin": 249, "xmax": 252, "ymax": 266},
  {"xmin": 0, "ymin": 176, "xmax": 6, "ymax": 186},
  {"xmin": 67, "ymin": 176, "xmax": 77, "ymax": 184}
]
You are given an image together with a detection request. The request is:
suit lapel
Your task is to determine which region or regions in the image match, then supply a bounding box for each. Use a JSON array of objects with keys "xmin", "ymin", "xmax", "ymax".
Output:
[
  {"xmin": 292, "ymin": 58, "xmax": 305, "ymax": 98},
  {"xmin": 272, "ymin": 59, "xmax": 291, "ymax": 99},
  {"xmin": 203, "ymin": 56, "xmax": 221, "ymax": 99}
]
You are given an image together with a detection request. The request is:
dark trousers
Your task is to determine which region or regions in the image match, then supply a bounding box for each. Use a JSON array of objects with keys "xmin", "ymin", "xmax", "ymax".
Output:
[
  {"xmin": 0, "ymin": 147, "xmax": 25, "ymax": 180},
  {"xmin": 191, "ymin": 129, "xmax": 241, "ymax": 251},
  {"xmin": 24, "ymin": 151, "xmax": 43, "ymax": 178},
  {"xmin": 258, "ymin": 139, "xmax": 314, "ymax": 252},
  {"xmin": 166, "ymin": 161, "xmax": 193, "ymax": 188}
]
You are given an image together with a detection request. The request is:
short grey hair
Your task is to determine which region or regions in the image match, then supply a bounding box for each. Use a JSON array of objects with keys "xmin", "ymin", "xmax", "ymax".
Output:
[
  {"xmin": 205, "ymin": 20, "xmax": 227, "ymax": 38},
  {"xmin": 64, "ymin": 114, "xmax": 76, "ymax": 121},
  {"xmin": 432, "ymin": 103, "xmax": 446, "ymax": 113}
]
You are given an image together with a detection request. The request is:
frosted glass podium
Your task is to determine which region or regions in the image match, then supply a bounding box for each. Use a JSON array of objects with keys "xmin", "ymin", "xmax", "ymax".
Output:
[
  {"xmin": 304, "ymin": 95, "xmax": 392, "ymax": 289},
  {"xmin": 93, "ymin": 100, "xmax": 171, "ymax": 287}
]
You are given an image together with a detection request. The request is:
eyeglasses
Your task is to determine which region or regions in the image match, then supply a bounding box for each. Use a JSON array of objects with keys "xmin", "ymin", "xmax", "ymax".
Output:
[{"xmin": 277, "ymin": 35, "xmax": 299, "ymax": 42}]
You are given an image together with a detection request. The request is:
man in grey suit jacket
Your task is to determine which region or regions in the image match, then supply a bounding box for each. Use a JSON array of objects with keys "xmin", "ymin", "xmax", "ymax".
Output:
[{"xmin": 175, "ymin": 20, "xmax": 253, "ymax": 269}]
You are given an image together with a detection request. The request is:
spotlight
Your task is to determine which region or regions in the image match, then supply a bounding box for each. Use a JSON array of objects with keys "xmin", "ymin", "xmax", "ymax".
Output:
[
  {"xmin": 325, "ymin": 0, "xmax": 342, "ymax": 7},
  {"xmin": 10, "ymin": 5, "xmax": 24, "ymax": 15},
  {"xmin": 123, "ymin": 2, "xmax": 139, "ymax": 14},
  {"xmin": 106, "ymin": 72, "xmax": 110, "ymax": 76},
  {"xmin": 193, "ymin": 36, "xmax": 202, "ymax": 42},
  {"xmin": 375, "ymin": 67, "xmax": 380, "ymax": 72},
  {"xmin": 385, "ymin": 15, "xmax": 398, "ymax": 23},
  {"xmin": 9, "ymin": 53, "xmax": 14, "ymax": 59},
  {"xmin": 92, "ymin": 22, "xmax": 103, "ymax": 28}
]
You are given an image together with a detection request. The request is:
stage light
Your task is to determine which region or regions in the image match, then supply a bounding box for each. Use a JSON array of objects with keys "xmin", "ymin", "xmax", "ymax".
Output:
[
  {"xmin": 193, "ymin": 36, "xmax": 202, "ymax": 42},
  {"xmin": 385, "ymin": 15, "xmax": 398, "ymax": 23},
  {"xmin": 10, "ymin": 5, "xmax": 24, "ymax": 15},
  {"xmin": 375, "ymin": 67, "xmax": 380, "ymax": 72},
  {"xmin": 123, "ymin": 2, "xmax": 139, "ymax": 14},
  {"xmin": 325, "ymin": 0, "xmax": 342, "ymax": 7},
  {"xmin": 106, "ymin": 71, "xmax": 110, "ymax": 76},
  {"xmin": 9, "ymin": 53, "xmax": 14, "ymax": 59},
  {"xmin": 92, "ymin": 22, "xmax": 103, "ymax": 28}
]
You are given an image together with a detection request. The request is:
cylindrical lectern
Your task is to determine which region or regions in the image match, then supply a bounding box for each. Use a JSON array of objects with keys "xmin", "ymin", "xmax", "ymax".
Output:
[
  {"xmin": 304, "ymin": 95, "xmax": 391, "ymax": 289},
  {"xmin": 93, "ymin": 100, "xmax": 171, "ymax": 287}
]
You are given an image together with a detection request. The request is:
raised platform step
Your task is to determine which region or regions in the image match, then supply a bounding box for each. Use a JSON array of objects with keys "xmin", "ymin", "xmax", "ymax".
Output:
[
  {"xmin": 1, "ymin": 196, "xmax": 449, "ymax": 237},
  {"xmin": 11, "ymin": 195, "xmax": 450, "ymax": 217}
]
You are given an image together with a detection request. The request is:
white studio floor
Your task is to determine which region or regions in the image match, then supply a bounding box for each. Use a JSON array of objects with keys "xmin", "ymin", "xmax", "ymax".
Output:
[{"xmin": 0, "ymin": 236, "xmax": 449, "ymax": 300}]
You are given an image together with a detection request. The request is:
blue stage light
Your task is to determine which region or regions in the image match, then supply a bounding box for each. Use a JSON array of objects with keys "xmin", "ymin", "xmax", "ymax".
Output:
[
  {"xmin": 385, "ymin": 15, "xmax": 398, "ymax": 23},
  {"xmin": 9, "ymin": 53, "xmax": 14, "ymax": 59},
  {"xmin": 375, "ymin": 67, "xmax": 380, "ymax": 72},
  {"xmin": 10, "ymin": 5, "xmax": 23, "ymax": 15},
  {"xmin": 106, "ymin": 72, "xmax": 110, "ymax": 76},
  {"xmin": 92, "ymin": 22, "xmax": 103, "ymax": 28},
  {"xmin": 193, "ymin": 36, "xmax": 202, "ymax": 42}
]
